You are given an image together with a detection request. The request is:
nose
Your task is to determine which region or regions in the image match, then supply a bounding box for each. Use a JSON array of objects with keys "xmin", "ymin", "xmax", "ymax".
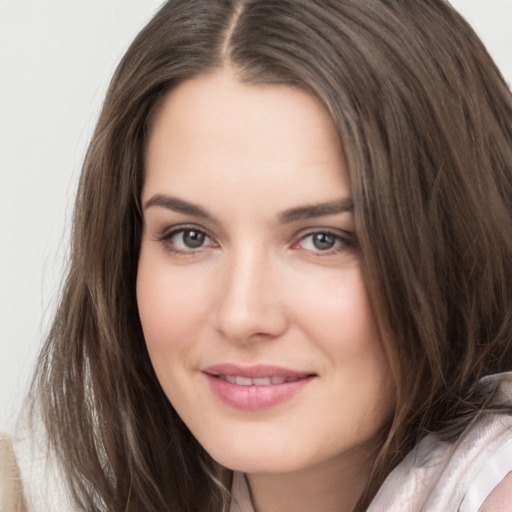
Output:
[{"xmin": 214, "ymin": 248, "xmax": 288, "ymax": 343}]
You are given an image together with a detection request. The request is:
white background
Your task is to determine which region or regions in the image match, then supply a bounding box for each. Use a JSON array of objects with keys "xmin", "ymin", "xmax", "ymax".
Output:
[{"xmin": 1, "ymin": 0, "xmax": 511, "ymax": 431}]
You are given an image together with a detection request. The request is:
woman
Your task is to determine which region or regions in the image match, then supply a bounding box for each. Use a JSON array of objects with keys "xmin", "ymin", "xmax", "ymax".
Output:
[{"xmin": 7, "ymin": 0, "xmax": 512, "ymax": 510}]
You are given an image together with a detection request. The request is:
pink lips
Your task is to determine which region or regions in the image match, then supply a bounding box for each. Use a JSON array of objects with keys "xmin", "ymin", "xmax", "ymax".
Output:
[{"xmin": 202, "ymin": 364, "xmax": 316, "ymax": 411}]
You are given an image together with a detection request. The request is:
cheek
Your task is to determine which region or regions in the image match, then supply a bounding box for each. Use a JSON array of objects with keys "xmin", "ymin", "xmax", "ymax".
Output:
[
  {"xmin": 136, "ymin": 252, "xmax": 210, "ymax": 355},
  {"xmin": 293, "ymin": 265, "xmax": 393, "ymax": 412},
  {"xmin": 293, "ymin": 264, "xmax": 379, "ymax": 352}
]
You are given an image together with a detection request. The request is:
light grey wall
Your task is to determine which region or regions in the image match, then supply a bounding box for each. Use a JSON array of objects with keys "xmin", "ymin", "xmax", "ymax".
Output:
[
  {"xmin": 1, "ymin": 1, "xmax": 511, "ymax": 430},
  {"xmin": 0, "ymin": 0, "xmax": 164, "ymax": 430}
]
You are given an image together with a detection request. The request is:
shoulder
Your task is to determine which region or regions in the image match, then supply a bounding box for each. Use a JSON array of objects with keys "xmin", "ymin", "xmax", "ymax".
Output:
[
  {"xmin": 460, "ymin": 372, "xmax": 512, "ymax": 511},
  {"xmin": 460, "ymin": 430, "xmax": 512, "ymax": 512},
  {"xmin": 479, "ymin": 471, "xmax": 512, "ymax": 512},
  {"xmin": 0, "ymin": 433, "xmax": 27, "ymax": 512},
  {"xmin": 369, "ymin": 373, "xmax": 512, "ymax": 511},
  {"xmin": 368, "ymin": 389, "xmax": 512, "ymax": 511},
  {"xmin": 4, "ymin": 428, "xmax": 77, "ymax": 512}
]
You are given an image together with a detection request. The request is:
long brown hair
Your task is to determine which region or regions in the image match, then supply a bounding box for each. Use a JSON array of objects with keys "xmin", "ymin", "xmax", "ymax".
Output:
[{"xmin": 29, "ymin": 1, "xmax": 512, "ymax": 510}]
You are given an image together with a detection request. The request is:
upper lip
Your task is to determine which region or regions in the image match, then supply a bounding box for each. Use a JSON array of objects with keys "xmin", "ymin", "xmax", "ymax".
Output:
[{"xmin": 202, "ymin": 363, "xmax": 315, "ymax": 379}]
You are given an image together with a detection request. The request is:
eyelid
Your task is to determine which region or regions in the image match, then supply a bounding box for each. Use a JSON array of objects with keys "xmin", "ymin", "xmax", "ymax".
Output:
[{"xmin": 158, "ymin": 223, "xmax": 213, "ymax": 240}]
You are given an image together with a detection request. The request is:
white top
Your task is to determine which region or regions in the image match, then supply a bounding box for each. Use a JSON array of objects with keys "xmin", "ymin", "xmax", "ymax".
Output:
[{"xmin": 230, "ymin": 372, "xmax": 512, "ymax": 512}]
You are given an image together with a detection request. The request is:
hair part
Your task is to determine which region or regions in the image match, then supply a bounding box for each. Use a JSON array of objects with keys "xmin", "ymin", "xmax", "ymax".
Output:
[{"xmin": 28, "ymin": 1, "xmax": 512, "ymax": 510}]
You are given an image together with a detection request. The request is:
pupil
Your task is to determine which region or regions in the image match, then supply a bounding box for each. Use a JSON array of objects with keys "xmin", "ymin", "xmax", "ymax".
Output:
[
  {"xmin": 183, "ymin": 230, "xmax": 205, "ymax": 248},
  {"xmin": 313, "ymin": 233, "xmax": 335, "ymax": 250}
]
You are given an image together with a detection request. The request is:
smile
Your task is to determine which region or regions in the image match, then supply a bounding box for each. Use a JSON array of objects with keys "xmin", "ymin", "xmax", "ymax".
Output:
[
  {"xmin": 202, "ymin": 364, "xmax": 316, "ymax": 410},
  {"xmin": 217, "ymin": 375, "xmax": 303, "ymax": 386}
]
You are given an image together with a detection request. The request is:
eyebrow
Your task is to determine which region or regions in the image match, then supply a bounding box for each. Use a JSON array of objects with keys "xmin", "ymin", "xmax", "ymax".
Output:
[
  {"xmin": 143, "ymin": 194, "xmax": 353, "ymax": 224},
  {"xmin": 278, "ymin": 198, "xmax": 353, "ymax": 223},
  {"xmin": 144, "ymin": 194, "xmax": 216, "ymax": 221}
]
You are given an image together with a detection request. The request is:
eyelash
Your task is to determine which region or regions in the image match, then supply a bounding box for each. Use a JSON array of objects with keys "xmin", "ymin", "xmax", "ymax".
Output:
[
  {"xmin": 157, "ymin": 225, "xmax": 217, "ymax": 256},
  {"xmin": 292, "ymin": 230, "xmax": 355, "ymax": 255},
  {"xmin": 156, "ymin": 225, "xmax": 355, "ymax": 257}
]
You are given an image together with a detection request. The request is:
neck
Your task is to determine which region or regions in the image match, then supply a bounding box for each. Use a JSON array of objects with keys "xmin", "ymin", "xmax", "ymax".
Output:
[{"xmin": 245, "ymin": 449, "xmax": 374, "ymax": 512}]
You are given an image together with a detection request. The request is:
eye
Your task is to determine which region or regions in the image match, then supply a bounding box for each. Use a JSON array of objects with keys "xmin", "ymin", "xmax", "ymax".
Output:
[
  {"xmin": 294, "ymin": 230, "xmax": 354, "ymax": 254},
  {"xmin": 158, "ymin": 226, "xmax": 217, "ymax": 255},
  {"xmin": 304, "ymin": 232, "xmax": 338, "ymax": 251},
  {"xmin": 176, "ymin": 229, "xmax": 207, "ymax": 249}
]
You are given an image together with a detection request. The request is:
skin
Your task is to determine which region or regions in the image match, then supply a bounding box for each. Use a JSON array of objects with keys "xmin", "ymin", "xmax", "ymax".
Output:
[
  {"xmin": 137, "ymin": 69, "xmax": 395, "ymax": 512},
  {"xmin": 480, "ymin": 472, "xmax": 512, "ymax": 511}
]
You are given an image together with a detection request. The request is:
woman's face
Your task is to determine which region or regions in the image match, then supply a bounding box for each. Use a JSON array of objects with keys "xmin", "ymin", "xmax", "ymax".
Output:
[{"xmin": 137, "ymin": 70, "xmax": 394, "ymax": 476}]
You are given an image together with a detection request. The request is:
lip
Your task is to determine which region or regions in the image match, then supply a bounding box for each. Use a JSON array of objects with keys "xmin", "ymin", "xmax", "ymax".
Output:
[{"xmin": 202, "ymin": 364, "xmax": 316, "ymax": 411}]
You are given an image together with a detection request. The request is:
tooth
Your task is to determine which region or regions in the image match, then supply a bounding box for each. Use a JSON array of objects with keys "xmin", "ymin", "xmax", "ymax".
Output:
[
  {"xmin": 253, "ymin": 377, "xmax": 271, "ymax": 385},
  {"xmin": 235, "ymin": 376, "xmax": 253, "ymax": 386},
  {"xmin": 225, "ymin": 375, "xmax": 237, "ymax": 384},
  {"xmin": 285, "ymin": 377, "xmax": 300, "ymax": 383},
  {"xmin": 271, "ymin": 376, "xmax": 286, "ymax": 384}
]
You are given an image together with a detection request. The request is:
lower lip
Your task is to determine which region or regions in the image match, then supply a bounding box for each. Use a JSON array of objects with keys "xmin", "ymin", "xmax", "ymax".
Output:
[{"xmin": 204, "ymin": 374, "xmax": 315, "ymax": 411}]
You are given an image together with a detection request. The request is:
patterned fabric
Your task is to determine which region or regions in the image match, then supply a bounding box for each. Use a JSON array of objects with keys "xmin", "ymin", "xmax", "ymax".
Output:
[{"xmin": 230, "ymin": 372, "xmax": 512, "ymax": 512}]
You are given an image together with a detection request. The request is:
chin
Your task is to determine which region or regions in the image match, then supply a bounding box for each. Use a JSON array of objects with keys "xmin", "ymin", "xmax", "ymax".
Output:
[
  {"xmin": 220, "ymin": 456, "xmax": 302, "ymax": 475},
  {"xmin": 204, "ymin": 441, "xmax": 316, "ymax": 475}
]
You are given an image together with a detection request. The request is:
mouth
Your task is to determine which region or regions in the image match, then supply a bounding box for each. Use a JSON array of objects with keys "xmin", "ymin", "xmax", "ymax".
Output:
[
  {"xmin": 213, "ymin": 375, "xmax": 305, "ymax": 386},
  {"xmin": 202, "ymin": 364, "xmax": 316, "ymax": 410}
]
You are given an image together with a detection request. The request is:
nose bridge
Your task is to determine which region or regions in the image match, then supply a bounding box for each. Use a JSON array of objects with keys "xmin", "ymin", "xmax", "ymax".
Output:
[{"xmin": 215, "ymin": 242, "xmax": 286, "ymax": 341}]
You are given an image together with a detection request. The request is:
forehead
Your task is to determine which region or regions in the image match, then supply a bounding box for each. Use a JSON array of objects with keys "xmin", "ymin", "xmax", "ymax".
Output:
[{"xmin": 143, "ymin": 69, "xmax": 350, "ymax": 213}]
